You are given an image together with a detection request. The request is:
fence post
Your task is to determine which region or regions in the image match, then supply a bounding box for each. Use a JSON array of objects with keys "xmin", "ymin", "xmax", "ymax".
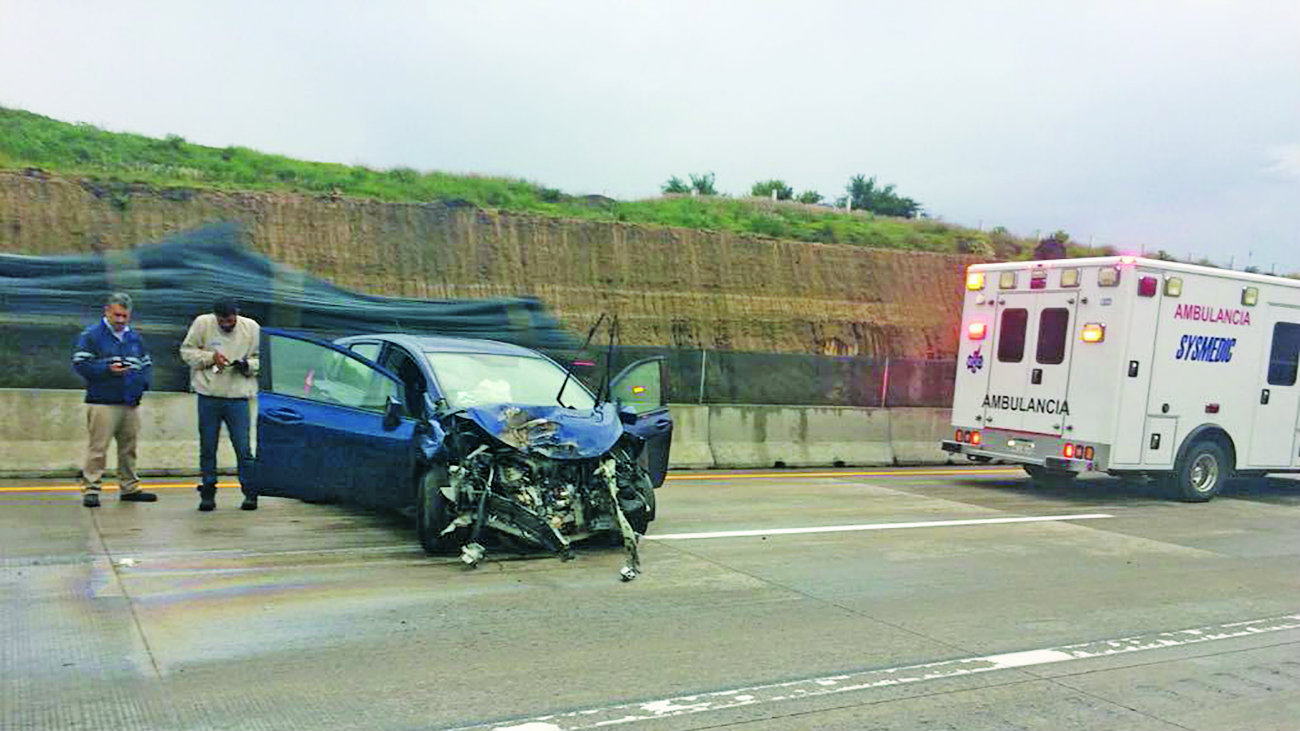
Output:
[
  {"xmin": 698, "ymin": 349, "xmax": 708, "ymax": 404},
  {"xmin": 880, "ymin": 357, "xmax": 891, "ymax": 408}
]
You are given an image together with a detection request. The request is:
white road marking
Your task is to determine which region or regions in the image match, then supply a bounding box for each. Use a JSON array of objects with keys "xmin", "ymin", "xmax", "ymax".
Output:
[
  {"xmin": 471, "ymin": 613, "xmax": 1300, "ymax": 731},
  {"xmin": 645, "ymin": 513, "xmax": 1114, "ymax": 541}
]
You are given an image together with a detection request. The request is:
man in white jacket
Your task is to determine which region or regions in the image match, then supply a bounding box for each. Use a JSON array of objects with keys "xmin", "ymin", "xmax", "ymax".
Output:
[{"xmin": 180, "ymin": 298, "xmax": 260, "ymax": 511}]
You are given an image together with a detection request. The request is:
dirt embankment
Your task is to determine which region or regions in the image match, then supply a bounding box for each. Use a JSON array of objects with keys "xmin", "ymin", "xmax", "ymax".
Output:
[{"xmin": 0, "ymin": 170, "xmax": 977, "ymax": 358}]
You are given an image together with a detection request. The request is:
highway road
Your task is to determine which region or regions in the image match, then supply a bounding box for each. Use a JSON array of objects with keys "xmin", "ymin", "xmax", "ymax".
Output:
[{"xmin": 3, "ymin": 466, "xmax": 1300, "ymax": 730}]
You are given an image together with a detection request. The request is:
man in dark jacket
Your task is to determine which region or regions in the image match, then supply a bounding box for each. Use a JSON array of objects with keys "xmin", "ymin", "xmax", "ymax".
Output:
[{"xmin": 72, "ymin": 292, "xmax": 157, "ymax": 507}]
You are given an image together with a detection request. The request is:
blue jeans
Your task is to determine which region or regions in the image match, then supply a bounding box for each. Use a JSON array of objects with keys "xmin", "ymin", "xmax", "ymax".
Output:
[{"xmin": 198, "ymin": 395, "xmax": 253, "ymax": 496}]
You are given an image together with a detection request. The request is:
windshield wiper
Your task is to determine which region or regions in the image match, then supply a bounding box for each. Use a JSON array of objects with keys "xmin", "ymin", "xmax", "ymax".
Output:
[{"xmin": 556, "ymin": 313, "xmax": 607, "ymax": 408}]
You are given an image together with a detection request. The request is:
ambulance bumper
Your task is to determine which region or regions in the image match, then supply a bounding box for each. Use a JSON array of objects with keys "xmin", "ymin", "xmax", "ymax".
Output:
[{"xmin": 941, "ymin": 441, "xmax": 1095, "ymax": 472}]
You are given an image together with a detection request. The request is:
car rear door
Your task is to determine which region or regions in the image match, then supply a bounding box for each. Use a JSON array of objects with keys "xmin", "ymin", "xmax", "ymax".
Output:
[
  {"xmin": 252, "ymin": 330, "xmax": 418, "ymax": 508},
  {"xmin": 610, "ymin": 357, "xmax": 672, "ymax": 487}
]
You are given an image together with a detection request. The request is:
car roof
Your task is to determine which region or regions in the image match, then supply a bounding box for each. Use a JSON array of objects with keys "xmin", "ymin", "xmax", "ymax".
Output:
[{"xmin": 336, "ymin": 333, "xmax": 543, "ymax": 357}]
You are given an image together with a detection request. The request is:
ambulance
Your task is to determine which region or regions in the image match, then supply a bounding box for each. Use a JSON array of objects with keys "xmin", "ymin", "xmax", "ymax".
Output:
[{"xmin": 941, "ymin": 256, "xmax": 1300, "ymax": 501}]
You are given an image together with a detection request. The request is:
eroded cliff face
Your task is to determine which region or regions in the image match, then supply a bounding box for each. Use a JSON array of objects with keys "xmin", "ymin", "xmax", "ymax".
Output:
[{"xmin": 0, "ymin": 170, "xmax": 975, "ymax": 358}]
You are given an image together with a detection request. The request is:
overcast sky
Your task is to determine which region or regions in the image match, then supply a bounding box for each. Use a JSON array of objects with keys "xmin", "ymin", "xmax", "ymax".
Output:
[{"xmin": 2, "ymin": 1, "xmax": 1297, "ymax": 269}]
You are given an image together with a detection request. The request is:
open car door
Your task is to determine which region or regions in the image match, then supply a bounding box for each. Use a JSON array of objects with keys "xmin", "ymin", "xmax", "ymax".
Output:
[
  {"xmin": 610, "ymin": 357, "xmax": 672, "ymax": 487},
  {"xmin": 250, "ymin": 329, "xmax": 418, "ymax": 509}
]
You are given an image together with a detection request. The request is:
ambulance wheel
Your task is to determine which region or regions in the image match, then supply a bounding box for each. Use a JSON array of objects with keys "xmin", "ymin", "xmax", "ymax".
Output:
[
  {"xmin": 1023, "ymin": 464, "xmax": 1076, "ymax": 487},
  {"xmin": 1169, "ymin": 440, "xmax": 1229, "ymax": 502}
]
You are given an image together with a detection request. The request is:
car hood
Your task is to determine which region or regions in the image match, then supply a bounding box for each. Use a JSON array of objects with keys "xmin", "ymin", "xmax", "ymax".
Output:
[{"xmin": 459, "ymin": 402, "xmax": 624, "ymax": 459}]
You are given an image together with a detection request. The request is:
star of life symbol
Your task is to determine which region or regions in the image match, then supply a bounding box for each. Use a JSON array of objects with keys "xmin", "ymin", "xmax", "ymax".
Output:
[{"xmin": 966, "ymin": 347, "xmax": 985, "ymax": 373}]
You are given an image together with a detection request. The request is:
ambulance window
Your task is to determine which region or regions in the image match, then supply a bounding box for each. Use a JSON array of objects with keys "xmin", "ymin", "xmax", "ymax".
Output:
[
  {"xmin": 1267, "ymin": 323, "xmax": 1300, "ymax": 386},
  {"xmin": 997, "ymin": 308, "xmax": 1028, "ymax": 363},
  {"xmin": 1036, "ymin": 308, "xmax": 1070, "ymax": 365}
]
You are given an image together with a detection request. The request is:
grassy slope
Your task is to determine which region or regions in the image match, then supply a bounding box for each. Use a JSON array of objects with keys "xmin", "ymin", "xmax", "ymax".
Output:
[{"xmin": 1, "ymin": 106, "xmax": 1070, "ymax": 257}]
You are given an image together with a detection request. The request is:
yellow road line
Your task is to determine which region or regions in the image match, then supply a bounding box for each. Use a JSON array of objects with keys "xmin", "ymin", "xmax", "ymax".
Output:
[{"xmin": 1, "ymin": 468, "xmax": 1023, "ymax": 493}]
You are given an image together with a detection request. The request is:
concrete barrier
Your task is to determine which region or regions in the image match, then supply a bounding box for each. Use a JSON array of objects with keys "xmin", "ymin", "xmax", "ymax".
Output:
[
  {"xmin": 0, "ymin": 388, "xmax": 246, "ymax": 478},
  {"xmin": 706, "ymin": 405, "xmax": 894, "ymax": 468},
  {"xmin": 1, "ymin": 389, "xmax": 955, "ymax": 476},
  {"xmin": 889, "ymin": 406, "xmax": 958, "ymax": 465},
  {"xmin": 664, "ymin": 404, "xmax": 713, "ymax": 469}
]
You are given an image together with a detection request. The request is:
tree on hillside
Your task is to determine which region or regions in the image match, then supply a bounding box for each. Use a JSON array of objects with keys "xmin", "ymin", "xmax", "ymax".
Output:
[
  {"xmin": 750, "ymin": 179, "xmax": 793, "ymax": 200},
  {"xmin": 1032, "ymin": 232, "xmax": 1069, "ymax": 260},
  {"xmin": 839, "ymin": 174, "xmax": 921, "ymax": 217},
  {"xmin": 661, "ymin": 176, "xmax": 690, "ymax": 194},
  {"xmin": 796, "ymin": 190, "xmax": 823, "ymax": 204},
  {"xmin": 689, "ymin": 172, "xmax": 717, "ymax": 196}
]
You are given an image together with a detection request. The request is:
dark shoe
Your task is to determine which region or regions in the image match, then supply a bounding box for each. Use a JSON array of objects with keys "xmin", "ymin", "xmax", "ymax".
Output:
[
  {"xmin": 197, "ymin": 485, "xmax": 217, "ymax": 512},
  {"xmin": 240, "ymin": 496, "xmax": 258, "ymax": 511},
  {"xmin": 83, "ymin": 493, "xmax": 100, "ymax": 508},
  {"xmin": 120, "ymin": 491, "xmax": 158, "ymax": 503}
]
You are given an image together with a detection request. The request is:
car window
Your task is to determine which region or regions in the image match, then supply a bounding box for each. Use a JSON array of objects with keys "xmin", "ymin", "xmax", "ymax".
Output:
[
  {"xmin": 268, "ymin": 334, "xmax": 399, "ymax": 412},
  {"xmin": 1036, "ymin": 308, "xmax": 1070, "ymax": 364},
  {"xmin": 349, "ymin": 342, "xmax": 381, "ymax": 361},
  {"xmin": 1267, "ymin": 322, "xmax": 1300, "ymax": 387},
  {"xmin": 611, "ymin": 359, "xmax": 663, "ymax": 414},
  {"xmin": 423, "ymin": 351, "xmax": 595, "ymax": 410},
  {"xmin": 997, "ymin": 308, "xmax": 1028, "ymax": 363}
]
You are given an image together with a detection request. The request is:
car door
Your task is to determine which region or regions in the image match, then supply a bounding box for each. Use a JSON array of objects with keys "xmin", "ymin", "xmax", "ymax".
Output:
[
  {"xmin": 252, "ymin": 329, "xmax": 418, "ymax": 508},
  {"xmin": 609, "ymin": 357, "xmax": 672, "ymax": 487}
]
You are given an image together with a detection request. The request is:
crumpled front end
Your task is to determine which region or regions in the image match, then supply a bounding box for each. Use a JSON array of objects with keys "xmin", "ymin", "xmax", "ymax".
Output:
[{"xmin": 432, "ymin": 407, "xmax": 653, "ymax": 580}]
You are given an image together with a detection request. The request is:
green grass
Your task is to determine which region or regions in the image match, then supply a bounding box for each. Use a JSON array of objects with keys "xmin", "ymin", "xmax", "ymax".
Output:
[{"xmin": 1, "ymin": 105, "xmax": 1068, "ymax": 257}]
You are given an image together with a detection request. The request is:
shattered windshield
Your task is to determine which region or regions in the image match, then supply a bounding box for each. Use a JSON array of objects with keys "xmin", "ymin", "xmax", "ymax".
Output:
[{"xmin": 424, "ymin": 351, "xmax": 596, "ymax": 410}]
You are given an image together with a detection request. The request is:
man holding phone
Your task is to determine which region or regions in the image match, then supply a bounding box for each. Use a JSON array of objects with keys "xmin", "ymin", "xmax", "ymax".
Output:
[
  {"xmin": 72, "ymin": 292, "xmax": 156, "ymax": 507},
  {"xmin": 180, "ymin": 298, "xmax": 260, "ymax": 511}
]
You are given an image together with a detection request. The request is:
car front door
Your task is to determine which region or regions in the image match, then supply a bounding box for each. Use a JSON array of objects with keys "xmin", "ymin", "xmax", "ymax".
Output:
[
  {"xmin": 252, "ymin": 330, "xmax": 418, "ymax": 508},
  {"xmin": 610, "ymin": 357, "xmax": 673, "ymax": 487}
]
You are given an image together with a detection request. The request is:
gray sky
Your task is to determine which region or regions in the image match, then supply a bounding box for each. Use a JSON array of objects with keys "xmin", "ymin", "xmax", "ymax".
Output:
[{"xmin": 2, "ymin": 0, "xmax": 1297, "ymax": 269}]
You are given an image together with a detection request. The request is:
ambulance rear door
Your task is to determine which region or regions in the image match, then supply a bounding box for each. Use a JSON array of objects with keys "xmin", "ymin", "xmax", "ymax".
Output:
[{"xmin": 983, "ymin": 289, "xmax": 1078, "ymax": 436}]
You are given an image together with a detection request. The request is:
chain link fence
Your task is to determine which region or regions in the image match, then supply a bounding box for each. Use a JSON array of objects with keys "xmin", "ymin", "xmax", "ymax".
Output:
[
  {"xmin": 4, "ymin": 319, "xmax": 956, "ymax": 408},
  {"xmin": 566, "ymin": 346, "xmax": 956, "ymax": 408}
]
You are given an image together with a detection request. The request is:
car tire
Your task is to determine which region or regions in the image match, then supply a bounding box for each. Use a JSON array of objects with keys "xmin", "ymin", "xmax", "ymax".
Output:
[
  {"xmin": 1167, "ymin": 440, "xmax": 1229, "ymax": 502},
  {"xmin": 1023, "ymin": 464, "xmax": 1077, "ymax": 487},
  {"xmin": 416, "ymin": 468, "xmax": 456, "ymax": 554}
]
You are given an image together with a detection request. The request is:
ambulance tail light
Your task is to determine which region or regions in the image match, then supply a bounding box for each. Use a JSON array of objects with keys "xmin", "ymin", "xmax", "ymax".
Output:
[
  {"xmin": 1083, "ymin": 446, "xmax": 1095, "ymax": 460},
  {"xmin": 1080, "ymin": 323, "xmax": 1106, "ymax": 343},
  {"xmin": 970, "ymin": 431, "xmax": 981, "ymax": 446},
  {"xmin": 966, "ymin": 271, "xmax": 986, "ymax": 290},
  {"xmin": 967, "ymin": 322, "xmax": 987, "ymax": 340},
  {"xmin": 955, "ymin": 429, "xmax": 965, "ymax": 442},
  {"xmin": 1063, "ymin": 443, "xmax": 1075, "ymax": 459}
]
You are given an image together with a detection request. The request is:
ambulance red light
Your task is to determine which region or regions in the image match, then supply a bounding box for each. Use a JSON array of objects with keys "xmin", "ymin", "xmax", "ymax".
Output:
[
  {"xmin": 967, "ymin": 322, "xmax": 987, "ymax": 340},
  {"xmin": 1138, "ymin": 276, "xmax": 1158, "ymax": 297},
  {"xmin": 1063, "ymin": 443, "xmax": 1075, "ymax": 459},
  {"xmin": 970, "ymin": 431, "xmax": 982, "ymax": 446}
]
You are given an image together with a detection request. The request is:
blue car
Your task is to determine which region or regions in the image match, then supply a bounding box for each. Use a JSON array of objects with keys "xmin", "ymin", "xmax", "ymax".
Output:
[{"xmin": 248, "ymin": 329, "xmax": 672, "ymax": 577}]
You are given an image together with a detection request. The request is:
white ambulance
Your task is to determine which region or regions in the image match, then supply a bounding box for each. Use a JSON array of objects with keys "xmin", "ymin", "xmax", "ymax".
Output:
[{"xmin": 941, "ymin": 256, "xmax": 1300, "ymax": 501}]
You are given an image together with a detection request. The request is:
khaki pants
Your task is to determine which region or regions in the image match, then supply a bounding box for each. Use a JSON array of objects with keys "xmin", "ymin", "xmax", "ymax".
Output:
[{"xmin": 81, "ymin": 404, "xmax": 142, "ymax": 496}]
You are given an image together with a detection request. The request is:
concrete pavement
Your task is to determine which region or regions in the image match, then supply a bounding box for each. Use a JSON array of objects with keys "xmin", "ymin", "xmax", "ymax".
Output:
[{"xmin": 3, "ymin": 467, "xmax": 1300, "ymax": 730}]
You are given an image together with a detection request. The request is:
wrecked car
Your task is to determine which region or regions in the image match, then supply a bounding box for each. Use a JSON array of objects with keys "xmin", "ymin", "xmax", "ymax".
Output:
[{"xmin": 247, "ymin": 329, "xmax": 672, "ymax": 579}]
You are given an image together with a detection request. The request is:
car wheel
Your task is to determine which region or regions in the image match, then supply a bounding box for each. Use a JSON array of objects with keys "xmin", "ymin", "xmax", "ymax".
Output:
[
  {"xmin": 1169, "ymin": 440, "xmax": 1229, "ymax": 502},
  {"xmin": 416, "ymin": 468, "xmax": 456, "ymax": 554}
]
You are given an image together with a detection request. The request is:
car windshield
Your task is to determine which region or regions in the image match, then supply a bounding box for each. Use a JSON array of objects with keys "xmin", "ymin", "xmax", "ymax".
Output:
[{"xmin": 423, "ymin": 351, "xmax": 596, "ymax": 410}]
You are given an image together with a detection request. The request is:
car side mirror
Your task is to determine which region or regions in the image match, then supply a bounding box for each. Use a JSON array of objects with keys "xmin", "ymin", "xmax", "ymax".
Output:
[
  {"xmin": 383, "ymin": 395, "xmax": 403, "ymax": 430},
  {"xmin": 618, "ymin": 404, "xmax": 639, "ymax": 425},
  {"xmin": 423, "ymin": 393, "xmax": 439, "ymax": 419}
]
